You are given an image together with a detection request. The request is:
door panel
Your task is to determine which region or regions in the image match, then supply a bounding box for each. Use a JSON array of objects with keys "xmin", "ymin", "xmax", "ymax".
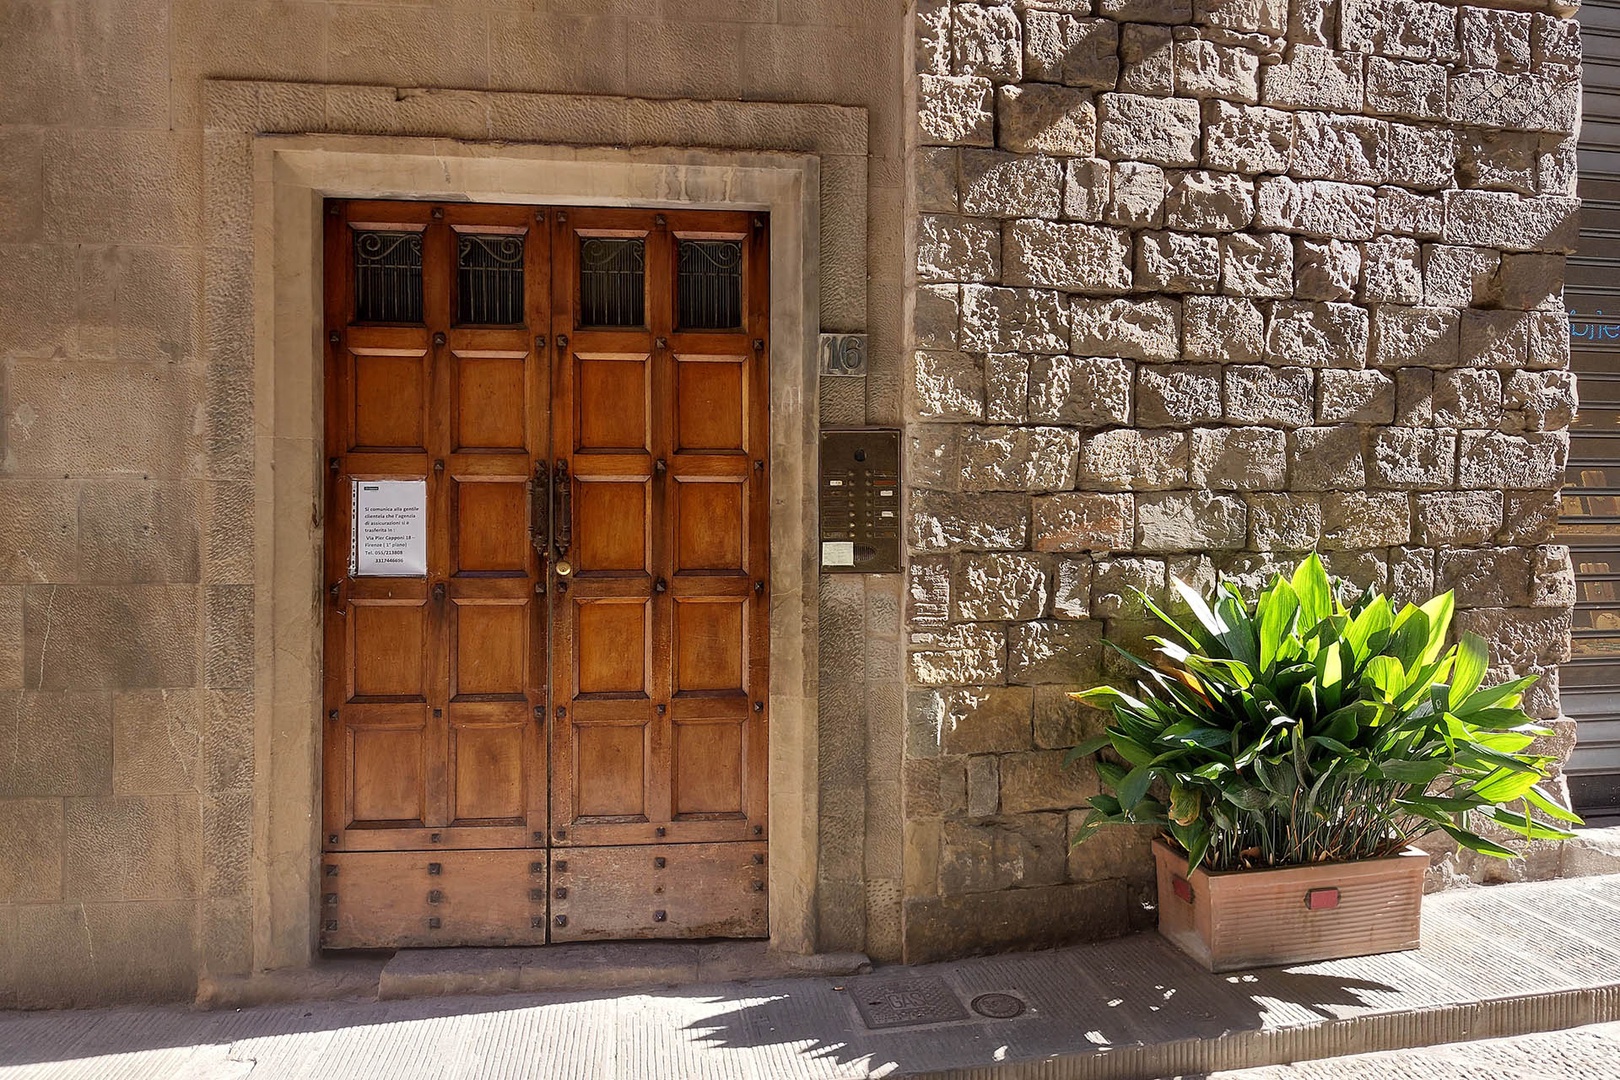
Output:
[{"xmin": 323, "ymin": 200, "xmax": 767, "ymax": 949}]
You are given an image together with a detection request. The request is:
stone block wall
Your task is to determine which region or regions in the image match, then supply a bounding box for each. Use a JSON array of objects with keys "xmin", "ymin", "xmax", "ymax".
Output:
[{"xmin": 903, "ymin": 0, "xmax": 1582, "ymax": 961}]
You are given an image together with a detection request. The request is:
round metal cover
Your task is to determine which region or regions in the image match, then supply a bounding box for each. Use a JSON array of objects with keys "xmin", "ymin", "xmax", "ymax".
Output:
[{"xmin": 970, "ymin": 992, "xmax": 1026, "ymax": 1019}]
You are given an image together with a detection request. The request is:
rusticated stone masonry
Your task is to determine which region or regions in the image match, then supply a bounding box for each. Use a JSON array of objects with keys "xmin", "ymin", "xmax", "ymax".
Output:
[{"xmin": 902, "ymin": 0, "xmax": 1582, "ymax": 961}]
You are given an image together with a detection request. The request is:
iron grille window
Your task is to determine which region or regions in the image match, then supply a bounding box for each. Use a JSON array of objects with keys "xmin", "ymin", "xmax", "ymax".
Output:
[
  {"xmin": 677, "ymin": 240, "xmax": 743, "ymax": 330},
  {"xmin": 579, "ymin": 238, "xmax": 645, "ymax": 327},
  {"xmin": 354, "ymin": 230, "xmax": 423, "ymax": 323},
  {"xmin": 457, "ymin": 234, "xmax": 526, "ymax": 325}
]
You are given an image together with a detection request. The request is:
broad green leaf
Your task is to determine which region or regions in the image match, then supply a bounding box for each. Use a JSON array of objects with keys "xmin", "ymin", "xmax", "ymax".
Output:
[
  {"xmin": 1258, "ymin": 578, "xmax": 1300, "ymax": 672},
  {"xmin": 1417, "ymin": 591, "xmax": 1455, "ymax": 665},
  {"xmin": 1470, "ymin": 767, "xmax": 1543, "ymax": 803},
  {"xmin": 1525, "ymin": 785, "xmax": 1584, "ymax": 825},
  {"xmin": 1377, "ymin": 759, "xmax": 1447, "ymax": 785},
  {"xmin": 1168, "ymin": 781, "xmax": 1202, "ymax": 825},
  {"xmin": 1118, "ymin": 765, "xmax": 1154, "ymax": 811},
  {"xmin": 1292, "ymin": 553, "xmax": 1332, "ymax": 630},
  {"xmin": 1064, "ymin": 733, "xmax": 1112, "ymax": 764},
  {"xmin": 1449, "ymin": 632, "xmax": 1488, "ymax": 710}
]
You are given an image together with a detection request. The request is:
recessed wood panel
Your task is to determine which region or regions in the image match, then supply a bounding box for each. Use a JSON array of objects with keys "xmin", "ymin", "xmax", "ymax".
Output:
[
  {"xmin": 454, "ymin": 354, "xmax": 527, "ymax": 450},
  {"xmin": 676, "ymin": 358, "xmax": 745, "ymax": 451},
  {"xmin": 455, "ymin": 480, "xmax": 528, "ymax": 573},
  {"xmin": 675, "ymin": 599, "xmax": 744, "ymax": 693},
  {"xmin": 675, "ymin": 480, "xmax": 744, "ymax": 573},
  {"xmin": 575, "ymin": 724, "xmax": 646, "ymax": 817},
  {"xmin": 576, "ymin": 600, "xmax": 648, "ymax": 694},
  {"xmin": 577, "ymin": 356, "xmax": 648, "ymax": 451},
  {"xmin": 351, "ymin": 724, "xmax": 426, "ymax": 822},
  {"xmin": 674, "ymin": 720, "xmax": 744, "ymax": 816},
  {"xmin": 451, "ymin": 724, "xmax": 527, "ymax": 822},
  {"xmin": 353, "ymin": 353, "xmax": 426, "ymax": 449},
  {"xmin": 549, "ymin": 842, "xmax": 767, "ymax": 941},
  {"xmin": 454, "ymin": 602, "xmax": 526, "ymax": 696},
  {"xmin": 350, "ymin": 602, "xmax": 427, "ymax": 698},
  {"xmin": 321, "ymin": 850, "xmax": 547, "ymax": 950},
  {"xmin": 575, "ymin": 481, "xmax": 648, "ymax": 572}
]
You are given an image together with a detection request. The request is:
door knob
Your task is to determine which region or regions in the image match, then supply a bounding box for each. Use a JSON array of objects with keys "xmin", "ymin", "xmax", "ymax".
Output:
[{"xmin": 555, "ymin": 560, "xmax": 572, "ymax": 577}]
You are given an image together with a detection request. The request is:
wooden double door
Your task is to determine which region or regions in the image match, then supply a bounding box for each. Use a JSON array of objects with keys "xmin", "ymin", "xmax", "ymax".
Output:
[{"xmin": 321, "ymin": 201, "xmax": 770, "ymax": 948}]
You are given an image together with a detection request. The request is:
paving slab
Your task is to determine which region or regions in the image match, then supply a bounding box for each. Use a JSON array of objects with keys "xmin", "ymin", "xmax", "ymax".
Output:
[{"xmin": 1, "ymin": 876, "xmax": 1619, "ymax": 1079}]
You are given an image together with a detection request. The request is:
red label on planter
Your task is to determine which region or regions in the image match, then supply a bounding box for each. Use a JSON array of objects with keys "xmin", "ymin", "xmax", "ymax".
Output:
[
  {"xmin": 1305, "ymin": 887, "xmax": 1340, "ymax": 911},
  {"xmin": 1172, "ymin": 875, "xmax": 1194, "ymax": 903}
]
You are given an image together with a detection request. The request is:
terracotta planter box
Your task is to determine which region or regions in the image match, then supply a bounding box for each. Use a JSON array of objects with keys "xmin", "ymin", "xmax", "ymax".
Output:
[{"xmin": 1152, "ymin": 838, "xmax": 1428, "ymax": 972}]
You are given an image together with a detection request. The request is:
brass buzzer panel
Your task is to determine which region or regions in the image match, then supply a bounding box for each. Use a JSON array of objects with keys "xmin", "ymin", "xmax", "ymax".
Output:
[{"xmin": 819, "ymin": 429, "xmax": 901, "ymax": 574}]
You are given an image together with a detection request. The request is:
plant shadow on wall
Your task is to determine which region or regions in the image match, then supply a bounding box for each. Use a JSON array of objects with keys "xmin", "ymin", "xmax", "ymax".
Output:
[{"xmin": 1070, "ymin": 553, "xmax": 1580, "ymax": 970}]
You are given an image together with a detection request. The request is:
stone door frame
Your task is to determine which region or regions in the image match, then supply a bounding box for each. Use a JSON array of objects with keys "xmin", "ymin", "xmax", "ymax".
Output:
[{"xmin": 211, "ymin": 83, "xmax": 862, "ymax": 969}]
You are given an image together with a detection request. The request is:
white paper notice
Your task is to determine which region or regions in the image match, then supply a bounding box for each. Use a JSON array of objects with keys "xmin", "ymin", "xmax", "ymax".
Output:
[
  {"xmin": 353, "ymin": 480, "xmax": 428, "ymax": 577},
  {"xmin": 821, "ymin": 541, "xmax": 855, "ymax": 567}
]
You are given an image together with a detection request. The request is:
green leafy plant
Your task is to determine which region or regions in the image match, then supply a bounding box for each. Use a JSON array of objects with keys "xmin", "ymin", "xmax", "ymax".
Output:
[{"xmin": 1069, "ymin": 554, "xmax": 1581, "ymax": 872}]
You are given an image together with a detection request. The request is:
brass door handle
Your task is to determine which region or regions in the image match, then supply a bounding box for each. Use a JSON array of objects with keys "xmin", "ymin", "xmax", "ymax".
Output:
[
  {"xmin": 553, "ymin": 459, "xmax": 572, "ymax": 559},
  {"xmin": 529, "ymin": 460, "xmax": 550, "ymax": 559}
]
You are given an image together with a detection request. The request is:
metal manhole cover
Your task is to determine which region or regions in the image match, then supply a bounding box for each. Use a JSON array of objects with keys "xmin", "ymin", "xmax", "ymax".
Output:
[
  {"xmin": 851, "ymin": 976, "xmax": 969, "ymax": 1029},
  {"xmin": 970, "ymin": 992, "xmax": 1026, "ymax": 1019}
]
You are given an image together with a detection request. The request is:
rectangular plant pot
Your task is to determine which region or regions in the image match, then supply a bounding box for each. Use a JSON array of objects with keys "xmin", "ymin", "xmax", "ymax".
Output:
[{"xmin": 1152, "ymin": 838, "xmax": 1428, "ymax": 972}]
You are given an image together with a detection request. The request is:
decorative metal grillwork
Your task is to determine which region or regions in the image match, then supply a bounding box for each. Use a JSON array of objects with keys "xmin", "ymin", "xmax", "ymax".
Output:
[
  {"xmin": 579, "ymin": 238, "xmax": 645, "ymax": 327},
  {"xmin": 354, "ymin": 231, "xmax": 423, "ymax": 323},
  {"xmin": 457, "ymin": 234, "xmax": 526, "ymax": 325},
  {"xmin": 677, "ymin": 240, "xmax": 743, "ymax": 330}
]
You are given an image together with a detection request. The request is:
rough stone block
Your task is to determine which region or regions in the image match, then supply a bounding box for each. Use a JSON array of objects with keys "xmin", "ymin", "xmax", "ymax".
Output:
[
  {"xmin": 1202, "ymin": 100, "xmax": 1292, "ymax": 174},
  {"xmin": 1372, "ymin": 305, "xmax": 1460, "ymax": 368},
  {"xmin": 1342, "ymin": 0, "xmax": 1458, "ymax": 62},
  {"xmin": 1076, "ymin": 429, "xmax": 1190, "ymax": 490},
  {"xmin": 1458, "ymin": 431, "xmax": 1566, "ymax": 489},
  {"xmin": 1004, "ymin": 219, "xmax": 1133, "ymax": 293},
  {"xmin": 1423, "ymin": 245, "xmax": 1500, "ymax": 308},
  {"xmin": 1266, "ymin": 301, "xmax": 1370, "ymax": 368},
  {"xmin": 962, "ymin": 285, "xmax": 1069, "ymax": 354},
  {"xmin": 914, "ymin": 350, "xmax": 984, "ymax": 420},
  {"xmin": 1415, "ymin": 491, "xmax": 1504, "ymax": 546},
  {"xmin": 1288, "ymin": 425, "xmax": 1366, "ymax": 489},
  {"xmin": 1256, "ymin": 176, "xmax": 1377, "ymax": 240},
  {"xmin": 1459, "ymin": 129, "xmax": 1539, "ymax": 197},
  {"xmin": 910, "ymin": 491, "xmax": 1030, "ymax": 553},
  {"xmin": 1438, "ymin": 546, "xmax": 1537, "ymax": 609},
  {"xmin": 1070, "ymin": 297, "xmax": 1181, "ymax": 360},
  {"xmin": 1502, "ymin": 490, "xmax": 1562, "ymax": 546},
  {"xmin": 1195, "ymin": 0, "xmax": 1288, "ymax": 35},
  {"xmin": 919, "ymin": 74, "xmax": 995, "ymax": 146},
  {"xmin": 1361, "ymin": 236, "xmax": 1423, "ymax": 304},
  {"xmin": 1097, "ymin": 94, "xmax": 1202, "ymax": 166},
  {"xmin": 1134, "ymin": 230, "xmax": 1221, "ymax": 292},
  {"xmin": 112, "ymin": 688, "xmax": 201, "ymax": 796},
  {"xmin": 1386, "ymin": 124, "xmax": 1457, "ymax": 194},
  {"xmin": 1000, "ymin": 751, "xmax": 1096, "ymax": 814},
  {"xmin": 1444, "ymin": 191, "xmax": 1580, "ymax": 253},
  {"xmin": 11, "ymin": 901, "xmax": 197, "ymax": 1007},
  {"xmin": 1318, "ymin": 369, "xmax": 1395, "ymax": 423},
  {"xmin": 960, "ymin": 151, "xmax": 1062, "ymax": 218},
  {"xmin": 1370, "ymin": 428, "xmax": 1457, "ymax": 490},
  {"xmin": 917, "ymin": 147, "xmax": 960, "ymax": 213},
  {"xmin": 1291, "ymin": 113, "xmax": 1386, "ymax": 185},
  {"xmin": 1027, "ymin": 355, "xmax": 1133, "ymax": 426},
  {"xmin": 1434, "ymin": 369, "xmax": 1504, "ymax": 429},
  {"xmin": 1220, "ymin": 233, "xmax": 1293, "ymax": 299},
  {"xmin": 1505, "ymin": 369, "xmax": 1578, "ymax": 433},
  {"xmin": 1247, "ymin": 493, "xmax": 1323, "ymax": 550},
  {"xmin": 1024, "ymin": 13, "xmax": 1120, "ymax": 88},
  {"xmin": 966, "ymin": 756, "xmax": 1000, "ymax": 818},
  {"xmin": 1174, "ymin": 38, "xmax": 1260, "ymax": 103},
  {"xmin": 1136, "ymin": 491, "xmax": 1248, "ymax": 551},
  {"xmin": 1532, "ymin": 544, "xmax": 1576, "ymax": 609},
  {"xmin": 1120, "ymin": 23, "xmax": 1175, "ymax": 96},
  {"xmin": 1052, "ymin": 557, "xmax": 1094, "ymax": 619},
  {"xmin": 1321, "ymin": 491, "xmax": 1412, "ymax": 549},
  {"xmin": 1068, "ymin": 815, "xmax": 1156, "ymax": 884},
  {"xmin": 1035, "ymin": 685, "xmax": 1104, "ymax": 749},
  {"xmin": 909, "ymin": 623, "xmax": 1007, "ymax": 687},
  {"xmin": 995, "ymin": 84, "xmax": 1097, "ymax": 156},
  {"xmin": 23, "ymin": 586, "xmax": 197, "ymax": 690},
  {"xmin": 1032, "ymin": 493, "xmax": 1135, "ymax": 552},
  {"xmin": 1164, "ymin": 170, "xmax": 1254, "ymax": 232},
  {"xmin": 915, "ymin": 285, "xmax": 962, "ymax": 349},
  {"xmin": 1448, "ymin": 69, "xmax": 1579, "ymax": 135},
  {"xmin": 1190, "ymin": 427, "xmax": 1288, "ymax": 490},
  {"xmin": 909, "ymin": 558, "xmax": 951, "ymax": 631},
  {"xmin": 902, "ymin": 878, "xmax": 1131, "ymax": 962},
  {"xmin": 1527, "ymin": 310, "xmax": 1570, "ymax": 370},
  {"xmin": 1182, "ymin": 296, "xmax": 1265, "ymax": 363},
  {"xmin": 64, "ymin": 794, "xmax": 200, "ymax": 901},
  {"xmin": 1225, "ymin": 365, "xmax": 1315, "ymax": 426},
  {"xmin": 1137, "ymin": 364, "xmax": 1222, "ymax": 426},
  {"xmin": 1459, "ymin": 308, "xmax": 1529, "ymax": 369},
  {"xmin": 0, "ymin": 481, "xmax": 78, "ymax": 584},
  {"xmin": 952, "ymin": 2, "xmax": 1024, "ymax": 83},
  {"xmin": 1366, "ymin": 57, "xmax": 1449, "ymax": 121},
  {"xmin": 1453, "ymin": 607, "xmax": 1572, "ymax": 667},
  {"xmin": 1495, "ymin": 252, "xmax": 1564, "ymax": 311},
  {"xmin": 0, "ymin": 798, "xmax": 63, "ymax": 903},
  {"xmin": 909, "ymin": 426, "xmax": 963, "ymax": 493},
  {"xmin": 1262, "ymin": 44, "xmax": 1363, "ymax": 112},
  {"xmin": 1376, "ymin": 187, "xmax": 1446, "ymax": 239},
  {"xmin": 918, "ymin": 214, "xmax": 1001, "ymax": 284},
  {"xmin": 1007, "ymin": 620, "xmax": 1105, "ymax": 684},
  {"xmin": 1293, "ymin": 238, "xmax": 1360, "ymax": 301},
  {"xmin": 987, "ymin": 354, "xmax": 1031, "ymax": 423},
  {"xmin": 1102, "ymin": 0, "xmax": 1195, "ymax": 21},
  {"xmin": 943, "ymin": 686, "xmax": 1034, "ymax": 755},
  {"xmin": 1090, "ymin": 556, "xmax": 1167, "ymax": 618},
  {"xmin": 916, "ymin": 0, "xmax": 951, "ymax": 75},
  {"xmin": 1105, "ymin": 161, "xmax": 1167, "ymax": 229},
  {"xmin": 961, "ymin": 426, "xmax": 1081, "ymax": 492},
  {"xmin": 1063, "ymin": 159, "xmax": 1111, "ymax": 221}
]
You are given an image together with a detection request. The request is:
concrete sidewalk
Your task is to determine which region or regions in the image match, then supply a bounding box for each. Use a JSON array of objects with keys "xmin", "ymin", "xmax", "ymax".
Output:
[{"xmin": 2, "ymin": 875, "xmax": 1620, "ymax": 1079}]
